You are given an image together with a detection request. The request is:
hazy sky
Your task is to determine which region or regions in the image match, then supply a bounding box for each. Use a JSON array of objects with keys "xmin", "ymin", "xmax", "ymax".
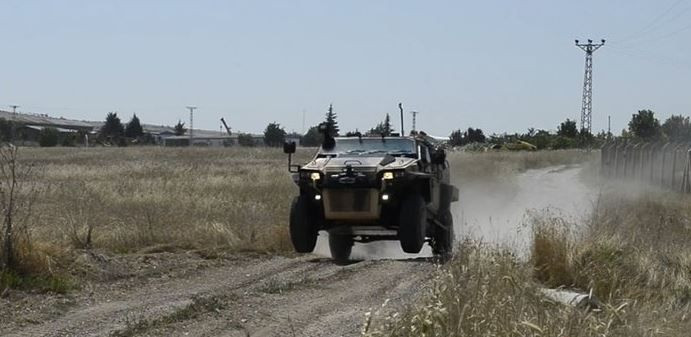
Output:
[{"xmin": 1, "ymin": 0, "xmax": 690, "ymax": 136}]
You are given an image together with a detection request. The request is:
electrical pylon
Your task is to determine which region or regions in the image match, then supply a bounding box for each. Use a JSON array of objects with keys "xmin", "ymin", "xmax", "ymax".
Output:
[{"xmin": 575, "ymin": 39, "xmax": 605, "ymax": 134}]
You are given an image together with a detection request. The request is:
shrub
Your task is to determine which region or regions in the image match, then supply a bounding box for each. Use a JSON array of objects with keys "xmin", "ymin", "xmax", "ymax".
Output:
[{"xmin": 39, "ymin": 127, "xmax": 59, "ymax": 147}]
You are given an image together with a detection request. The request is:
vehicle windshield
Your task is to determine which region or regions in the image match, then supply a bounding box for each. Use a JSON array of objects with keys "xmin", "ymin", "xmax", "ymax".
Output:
[{"xmin": 319, "ymin": 138, "xmax": 417, "ymax": 157}]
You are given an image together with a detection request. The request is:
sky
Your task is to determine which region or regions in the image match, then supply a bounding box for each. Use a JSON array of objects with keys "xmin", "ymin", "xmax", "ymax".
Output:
[{"xmin": 1, "ymin": 0, "xmax": 690, "ymax": 136}]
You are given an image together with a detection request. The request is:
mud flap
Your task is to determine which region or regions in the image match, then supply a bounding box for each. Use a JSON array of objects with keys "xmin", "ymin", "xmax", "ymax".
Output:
[{"xmin": 440, "ymin": 183, "xmax": 459, "ymax": 207}]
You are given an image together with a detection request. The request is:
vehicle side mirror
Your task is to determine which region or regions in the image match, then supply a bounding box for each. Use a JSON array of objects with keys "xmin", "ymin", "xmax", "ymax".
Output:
[
  {"xmin": 283, "ymin": 141, "xmax": 296, "ymax": 154},
  {"xmin": 431, "ymin": 149, "xmax": 446, "ymax": 165}
]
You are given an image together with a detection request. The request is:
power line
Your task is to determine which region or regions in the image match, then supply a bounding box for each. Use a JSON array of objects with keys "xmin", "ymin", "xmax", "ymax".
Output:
[
  {"xmin": 575, "ymin": 39, "xmax": 605, "ymax": 134},
  {"xmin": 606, "ymin": 45, "xmax": 691, "ymax": 70},
  {"xmin": 615, "ymin": 0, "xmax": 687, "ymax": 44}
]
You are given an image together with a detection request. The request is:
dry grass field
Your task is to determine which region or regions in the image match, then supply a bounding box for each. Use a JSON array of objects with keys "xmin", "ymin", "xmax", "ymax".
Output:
[
  {"xmin": 1, "ymin": 147, "xmax": 594, "ymax": 293},
  {"xmin": 365, "ymin": 156, "xmax": 691, "ymax": 336},
  {"xmin": 23, "ymin": 147, "xmax": 315, "ymax": 253},
  {"xmin": 4, "ymin": 146, "xmax": 690, "ymax": 336},
  {"xmin": 2, "ymin": 146, "xmax": 313, "ymax": 291}
]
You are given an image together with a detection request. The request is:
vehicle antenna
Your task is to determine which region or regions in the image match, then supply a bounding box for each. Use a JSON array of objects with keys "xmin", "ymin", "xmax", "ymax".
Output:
[{"xmin": 398, "ymin": 102, "xmax": 404, "ymax": 136}]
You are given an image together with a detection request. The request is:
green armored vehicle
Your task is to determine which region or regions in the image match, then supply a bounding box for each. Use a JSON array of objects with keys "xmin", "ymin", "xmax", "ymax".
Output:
[{"xmin": 283, "ymin": 125, "xmax": 459, "ymax": 262}]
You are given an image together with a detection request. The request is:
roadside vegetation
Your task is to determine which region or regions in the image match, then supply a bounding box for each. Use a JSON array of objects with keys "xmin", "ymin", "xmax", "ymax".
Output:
[
  {"xmin": 1, "ymin": 146, "xmax": 314, "ymax": 292},
  {"xmin": 366, "ymin": 166, "xmax": 691, "ymax": 336},
  {"xmin": 24, "ymin": 147, "xmax": 315, "ymax": 253},
  {"xmin": 0, "ymin": 147, "xmax": 596, "ymax": 294},
  {"xmin": 449, "ymin": 149, "xmax": 596, "ymax": 182}
]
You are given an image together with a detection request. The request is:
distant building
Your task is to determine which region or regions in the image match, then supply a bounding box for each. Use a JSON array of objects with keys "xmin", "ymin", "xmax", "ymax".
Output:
[
  {"xmin": 0, "ymin": 109, "xmax": 273, "ymax": 147},
  {"xmin": 161, "ymin": 134, "xmax": 266, "ymax": 147},
  {"xmin": 162, "ymin": 135, "xmax": 234, "ymax": 147},
  {"xmin": 0, "ymin": 110, "xmax": 96, "ymax": 132}
]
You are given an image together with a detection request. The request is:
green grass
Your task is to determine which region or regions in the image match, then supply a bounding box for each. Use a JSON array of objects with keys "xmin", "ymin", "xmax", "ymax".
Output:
[
  {"xmin": 0, "ymin": 270, "xmax": 73, "ymax": 294},
  {"xmin": 111, "ymin": 294, "xmax": 239, "ymax": 337}
]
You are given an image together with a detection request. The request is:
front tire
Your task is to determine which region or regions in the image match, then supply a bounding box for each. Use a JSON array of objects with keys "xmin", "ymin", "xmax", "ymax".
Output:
[
  {"xmin": 289, "ymin": 196, "xmax": 318, "ymax": 253},
  {"xmin": 399, "ymin": 195, "xmax": 427, "ymax": 254},
  {"xmin": 328, "ymin": 234, "xmax": 353, "ymax": 264}
]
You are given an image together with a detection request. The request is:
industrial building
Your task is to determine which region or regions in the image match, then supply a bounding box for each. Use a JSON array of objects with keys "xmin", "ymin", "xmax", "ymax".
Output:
[{"xmin": 0, "ymin": 110, "xmax": 274, "ymax": 147}]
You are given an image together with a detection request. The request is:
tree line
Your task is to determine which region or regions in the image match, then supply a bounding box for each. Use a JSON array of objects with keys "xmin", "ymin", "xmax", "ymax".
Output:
[{"xmin": 5, "ymin": 107, "xmax": 684, "ymax": 148}]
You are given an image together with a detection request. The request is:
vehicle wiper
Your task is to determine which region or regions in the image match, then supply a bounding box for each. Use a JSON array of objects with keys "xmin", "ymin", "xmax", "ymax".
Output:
[
  {"xmin": 342, "ymin": 149, "xmax": 366, "ymax": 155},
  {"xmin": 384, "ymin": 150, "xmax": 414, "ymax": 157}
]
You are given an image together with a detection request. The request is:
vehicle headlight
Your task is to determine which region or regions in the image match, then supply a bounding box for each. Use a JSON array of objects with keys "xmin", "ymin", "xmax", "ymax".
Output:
[
  {"xmin": 299, "ymin": 171, "xmax": 321, "ymax": 181},
  {"xmin": 382, "ymin": 171, "xmax": 405, "ymax": 180}
]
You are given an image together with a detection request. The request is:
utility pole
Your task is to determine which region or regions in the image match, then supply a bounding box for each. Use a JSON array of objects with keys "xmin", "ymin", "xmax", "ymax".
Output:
[
  {"xmin": 9, "ymin": 105, "xmax": 19, "ymax": 143},
  {"xmin": 410, "ymin": 111, "xmax": 420, "ymax": 132},
  {"xmin": 575, "ymin": 39, "xmax": 605, "ymax": 135},
  {"xmin": 186, "ymin": 106, "xmax": 197, "ymax": 146},
  {"xmin": 607, "ymin": 115, "xmax": 611, "ymax": 140}
]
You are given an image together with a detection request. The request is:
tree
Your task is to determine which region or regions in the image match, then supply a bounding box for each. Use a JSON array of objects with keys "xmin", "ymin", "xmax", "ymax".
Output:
[
  {"xmin": 174, "ymin": 120, "xmax": 187, "ymax": 136},
  {"xmin": 302, "ymin": 125, "xmax": 323, "ymax": 147},
  {"xmin": 238, "ymin": 133, "xmax": 255, "ymax": 146},
  {"xmin": 101, "ymin": 112, "xmax": 124, "ymax": 138},
  {"xmin": 662, "ymin": 115, "xmax": 691, "ymax": 142},
  {"xmin": 0, "ymin": 119, "xmax": 15, "ymax": 143},
  {"xmin": 557, "ymin": 119, "xmax": 578, "ymax": 138},
  {"xmin": 264, "ymin": 122, "xmax": 287, "ymax": 147},
  {"xmin": 529, "ymin": 129, "xmax": 553, "ymax": 149},
  {"xmin": 39, "ymin": 127, "xmax": 59, "ymax": 147},
  {"xmin": 449, "ymin": 129, "xmax": 463, "ymax": 146},
  {"xmin": 466, "ymin": 128, "xmax": 486, "ymax": 143},
  {"xmin": 368, "ymin": 114, "xmax": 395, "ymax": 136},
  {"xmin": 628, "ymin": 109, "xmax": 662, "ymax": 140},
  {"xmin": 125, "ymin": 114, "xmax": 144, "ymax": 138},
  {"xmin": 324, "ymin": 104, "xmax": 339, "ymax": 136}
]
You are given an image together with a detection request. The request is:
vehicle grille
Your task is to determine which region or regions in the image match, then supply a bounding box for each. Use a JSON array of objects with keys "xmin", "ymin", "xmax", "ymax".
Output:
[
  {"xmin": 322, "ymin": 188, "xmax": 380, "ymax": 220},
  {"xmin": 327, "ymin": 189, "xmax": 372, "ymax": 212}
]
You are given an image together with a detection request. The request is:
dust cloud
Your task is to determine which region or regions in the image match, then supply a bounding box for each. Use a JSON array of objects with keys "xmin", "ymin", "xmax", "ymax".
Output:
[
  {"xmin": 454, "ymin": 165, "xmax": 595, "ymax": 252},
  {"xmin": 314, "ymin": 164, "xmax": 595, "ymax": 260}
]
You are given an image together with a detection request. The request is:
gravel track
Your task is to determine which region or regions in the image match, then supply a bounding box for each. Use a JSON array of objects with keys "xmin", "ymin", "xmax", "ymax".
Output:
[{"xmin": 2, "ymin": 254, "xmax": 436, "ymax": 337}]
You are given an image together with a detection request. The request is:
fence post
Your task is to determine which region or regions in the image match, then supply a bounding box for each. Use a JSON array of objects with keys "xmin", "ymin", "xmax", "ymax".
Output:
[
  {"xmin": 682, "ymin": 149, "xmax": 690, "ymax": 193},
  {"xmin": 660, "ymin": 143, "xmax": 669, "ymax": 186}
]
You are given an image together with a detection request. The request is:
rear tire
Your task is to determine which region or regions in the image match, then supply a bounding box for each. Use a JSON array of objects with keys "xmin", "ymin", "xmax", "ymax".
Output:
[
  {"xmin": 289, "ymin": 196, "xmax": 318, "ymax": 253},
  {"xmin": 328, "ymin": 234, "xmax": 353, "ymax": 264},
  {"xmin": 398, "ymin": 195, "xmax": 427, "ymax": 254},
  {"xmin": 432, "ymin": 209, "xmax": 454, "ymax": 261}
]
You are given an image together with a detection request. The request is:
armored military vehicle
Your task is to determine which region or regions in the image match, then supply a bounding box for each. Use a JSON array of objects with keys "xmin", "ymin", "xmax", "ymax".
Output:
[{"xmin": 283, "ymin": 125, "xmax": 459, "ymax": 262}]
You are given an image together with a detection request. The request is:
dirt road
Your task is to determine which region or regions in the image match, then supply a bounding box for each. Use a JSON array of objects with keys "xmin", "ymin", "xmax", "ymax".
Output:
[
  {"xmin": 1, "ymin": 164, "xmax": 591, "ymax": 337},
  {"xmin": 1, "ymin": 253, "xmax": 436, "ymax": 337}
]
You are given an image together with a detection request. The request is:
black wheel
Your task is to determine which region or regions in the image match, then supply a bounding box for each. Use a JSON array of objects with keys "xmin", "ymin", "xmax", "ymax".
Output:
[
  {"xmin": 328, "ymin": 234, "xmax": 353, "ymax": 264},
  {"xmin": 432, "ymin": 209, "xmax": 454, "ymax": 261},
  {"xmin": 289, "ymin": 196, "xmax": 318, "ymax": 253},
  {"xmin": 398, "ymin": 194, "xmax": 427, "ymax": 254}
]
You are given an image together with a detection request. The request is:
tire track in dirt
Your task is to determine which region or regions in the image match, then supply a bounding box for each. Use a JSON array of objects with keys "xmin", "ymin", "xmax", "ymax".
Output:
[
  {"xmin": 3, "ymin": 255, "xmax": 437, "ymax": 337},
  {"xmin": 3, "ymin": 256, "xmax": 309, "ymax": 337},
  {"xmin": 148, "ymin": 258, "xmax": 436, "ymax": 337}
]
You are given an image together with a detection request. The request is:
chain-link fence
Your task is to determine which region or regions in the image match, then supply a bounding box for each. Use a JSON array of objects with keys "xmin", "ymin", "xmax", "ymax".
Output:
[{"xmin": 601, "ymin": 141, "xmax": 691, "ymax": 193}]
